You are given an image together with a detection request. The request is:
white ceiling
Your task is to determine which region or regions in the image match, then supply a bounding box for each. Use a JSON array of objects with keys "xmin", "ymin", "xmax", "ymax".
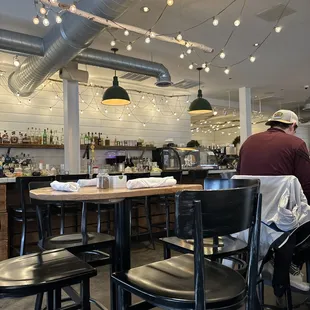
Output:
[{"xmin": 1, "ymin": 0, "xmax": 310, "ymax": 108}]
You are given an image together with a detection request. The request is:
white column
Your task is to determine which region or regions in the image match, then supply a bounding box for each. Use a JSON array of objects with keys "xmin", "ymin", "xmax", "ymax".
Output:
[
  {"xmin": 239, "ymin": 87, "xmax": 252, "ymax": 145},
  {"xmin": 63, "ymin": 80, "xmax": 80, "ymax": 173}
]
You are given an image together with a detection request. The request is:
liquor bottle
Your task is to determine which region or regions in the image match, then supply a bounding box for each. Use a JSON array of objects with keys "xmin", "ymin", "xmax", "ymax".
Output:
[
  {"xmin": 18, "ymin": 132, "xmax": 23, "ymax": 144},
  {"xmin": 114, "ymin": 136, "xmax": 117, "ymax": 146},
  {"xmin": 46, "ymin": 128, "xmax": 50, "ymax": 144},
  {"xmin": 38, "ymin": 128, "xmax": 42, "ymax": 145},
  {"xmin": 53, "ymin": 130, "xmax": 58, "ymax": 145},
  {"xmin": 0, "ymin": 133, "xmax": 2, "ymax": 144},
  {"xmin": 97, "ymin": 133, "xmax": 102, "ymax": 146},
  {"xmin": 84, "ymin": 133, "xmax": 89, "ymax": 145},
  {"xmin": 43, "ymin": 129, "xmax": 47, "ymax": 145},
  {"xmin": 50, "ymin": 130, "xmax": 53, "ymax": 145},
  {"xmin": 94, "ymin": 132, "xmax": 98, "ymax": 145},
  {"xmin": 91, "ymin": 132, "xmax": 94, "ymax": 143},
  {"xmin": 105, "ymin": 136, "xmax": 110, "ymax": 146},
  {"xmin": 80, "ymin": 133, "xmax": 84, "ymax": 145},
  {"xmin": 30, "ymin": 127, "xmax": 34, "ymax": 143},
  {"xmin": 60, "ymin": 128, "xmax": 64, "ymax": 145},
  {"xmin": 2, "ymin": 131, "xmax": 9, "ymax": 144}
]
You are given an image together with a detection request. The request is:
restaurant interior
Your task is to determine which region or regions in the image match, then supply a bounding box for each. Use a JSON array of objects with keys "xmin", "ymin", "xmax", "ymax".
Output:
[{"xmin": 0, "ymin": 0, "xmax": 310, "ymax": 309}]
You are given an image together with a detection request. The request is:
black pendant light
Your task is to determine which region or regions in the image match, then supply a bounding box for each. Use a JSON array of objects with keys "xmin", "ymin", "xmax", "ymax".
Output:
[
  {"xmin": 188, "ymin": 67, "xmax": 212, "ymax": 115},
  {"xmin": 102, "ymin": 48, "xmax": 130, "ymax": 106}
]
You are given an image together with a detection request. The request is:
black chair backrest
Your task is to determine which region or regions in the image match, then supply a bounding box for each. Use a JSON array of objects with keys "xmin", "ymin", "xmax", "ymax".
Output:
[
  {"xmin": 125, "ymin": 173, "xmax": 150, "ymax": 181},
  {"xmin": 176, "ymin": 179, "xmax": 260, "ymax": 239},
  {"xmin": 28, "ymin": 181, "xmax": 54, "ymax": 205},
  {"xmin": 161, "ymin": 171, "xmax": 182, "ymax": 183},
  {"xmin": 16, "ymin": 176, "xmax": 55, "ymax": 208},
  {"xmin": 56, "ymin": 174, "xmax": 89, "ymax": 182}
]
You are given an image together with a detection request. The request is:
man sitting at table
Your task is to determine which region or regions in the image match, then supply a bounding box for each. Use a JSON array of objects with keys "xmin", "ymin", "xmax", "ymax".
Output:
[{"xmin": 237, "ymin": 109, "xmax": 310, "ymax": 292}]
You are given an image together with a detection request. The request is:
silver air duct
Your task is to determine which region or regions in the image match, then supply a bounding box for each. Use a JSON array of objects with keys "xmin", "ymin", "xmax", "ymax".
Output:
[
  {"xmin": 76, "ymin": 48, "xmax": 172, "ymax": 87},
  {"xmin": 8, "ymin": 0, "xmax": 135, "ymax": 97}
]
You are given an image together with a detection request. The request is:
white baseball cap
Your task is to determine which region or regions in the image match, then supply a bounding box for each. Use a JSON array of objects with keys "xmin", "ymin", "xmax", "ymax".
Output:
[{"xmin": 265, "ymin": 109, "xmax": 299, "ymax": 127}]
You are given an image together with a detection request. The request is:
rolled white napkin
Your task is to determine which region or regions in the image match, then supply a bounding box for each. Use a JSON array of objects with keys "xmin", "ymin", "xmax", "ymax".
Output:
[
  {"xmin": 77, "ymin": 178, "xmax": 97, "ymax": 187},
  {"xmin": 126, "ymin": 176, "xmax": 177, "ymax": 190},
  {"xmin": 50, "ymin": 180, "xmax": 80, "ymax": 192}
]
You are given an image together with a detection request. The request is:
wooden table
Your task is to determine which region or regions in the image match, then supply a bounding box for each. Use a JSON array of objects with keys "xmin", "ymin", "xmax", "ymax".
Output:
[{"xmin": 30, "ymin": 184, "xmax": 202, "ymax": 309}]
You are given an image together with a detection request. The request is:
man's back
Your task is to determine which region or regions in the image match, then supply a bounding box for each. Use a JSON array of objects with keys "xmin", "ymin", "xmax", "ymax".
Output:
[{"xmin": 237, "ymin": 128, "xmax": 310, "ymax": 201}]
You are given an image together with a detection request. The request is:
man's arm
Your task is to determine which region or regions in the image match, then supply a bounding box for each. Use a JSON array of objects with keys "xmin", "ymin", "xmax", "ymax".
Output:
[{"xmin": 294, "ymin": 142, "xmax": 310, "ymax": 202}]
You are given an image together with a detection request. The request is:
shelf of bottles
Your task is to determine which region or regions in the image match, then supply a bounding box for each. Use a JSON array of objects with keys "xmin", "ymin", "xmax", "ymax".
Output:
[{"xmin": 0, "ymin": 129, "xmax": 156, "ymax": 151}]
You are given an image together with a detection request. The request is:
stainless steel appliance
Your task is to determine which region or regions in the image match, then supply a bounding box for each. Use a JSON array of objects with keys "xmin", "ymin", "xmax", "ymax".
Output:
[{"xmin": 152, "ymin": 147, "xmax": 181, "ymax": 171}]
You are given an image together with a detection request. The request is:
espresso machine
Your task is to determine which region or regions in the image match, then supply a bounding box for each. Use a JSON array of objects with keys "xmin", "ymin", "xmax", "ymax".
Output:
[{"xmin": 152, "ymin": 147, "xmax": 182, "ymax": 171}]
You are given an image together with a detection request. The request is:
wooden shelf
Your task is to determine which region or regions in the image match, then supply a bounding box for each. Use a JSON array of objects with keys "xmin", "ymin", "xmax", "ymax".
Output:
[{"xmin": 0, "ymin": 143, "xmax": 156, "ymax": 151}]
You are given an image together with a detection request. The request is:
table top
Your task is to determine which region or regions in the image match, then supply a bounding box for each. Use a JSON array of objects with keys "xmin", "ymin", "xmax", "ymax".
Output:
[{"xmin": 29, "ymin": 184, "xmax": 202, "ymax": 201}]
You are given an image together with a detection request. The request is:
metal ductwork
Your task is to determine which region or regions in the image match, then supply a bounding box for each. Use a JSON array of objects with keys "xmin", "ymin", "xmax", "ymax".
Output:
[
  {"xmin": 75, "ymin": 48, "xmax": 172, "ymax": 87},
  {"xmin": 8, "ymin": 0, "xmax": 136, "ymax": 97}
]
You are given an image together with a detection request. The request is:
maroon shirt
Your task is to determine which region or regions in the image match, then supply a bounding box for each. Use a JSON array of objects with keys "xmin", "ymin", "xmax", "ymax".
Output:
[{"xmin": 237, "ymin": 128, "xmax": 310, "ymax": 202}]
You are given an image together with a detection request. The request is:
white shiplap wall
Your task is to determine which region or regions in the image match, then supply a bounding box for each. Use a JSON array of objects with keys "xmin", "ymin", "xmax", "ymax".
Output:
[{"xmin": 0, "ymin": 78, "xmax": 192, "ymax": 168}]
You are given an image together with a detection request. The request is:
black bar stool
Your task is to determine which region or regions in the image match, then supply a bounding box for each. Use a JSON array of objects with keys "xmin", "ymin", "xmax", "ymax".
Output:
[{"xmin": 0, "ymin": 248, "xmax": 96, "ymax": 310}]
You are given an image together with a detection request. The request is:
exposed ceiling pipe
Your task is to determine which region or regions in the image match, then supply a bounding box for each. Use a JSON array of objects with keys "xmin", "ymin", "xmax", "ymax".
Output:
[
  {"xmin": 0, "ymin": 29, "xmax": 172, "ymax": 90},
  {"xmin": 76, "ymin": 48, "xmax": 172, "ymax": 87},
  {"xmin": 8, "ymin": 0, "xmax": 137, "ymax": 97},
  {"xmin": 0, "ymin": 29, "xmax": 44, "ymax": 56}
]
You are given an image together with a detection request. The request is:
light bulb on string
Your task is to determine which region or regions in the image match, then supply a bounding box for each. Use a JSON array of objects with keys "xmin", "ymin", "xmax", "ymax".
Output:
[
  {"xmin": 126, "ymin": 43, "xmax": 132, "ymax": 51},
  {"xmin": 119, "ymin": 117, "xmax": 122, "ymax": 121},
  {"xmin": 124, "ymin": 29, "xmax": 130, "ymax": 36},
  {"xmin": 187, "ymin": 48, "xmax": 192, "ymax": 54},
  {"xmin": 133, "ymin": 104, "xmax": 136, "ymax": 108},
  {"xmin": 157, "ymin": 108, "xmax": 160, "ymax": 112},
  {"xmin": 180, "ymin": 53, "xmax": 185, "ymax": 59},
  {"xmin": 234, "ymin": 19, "xmax": 241, "ymax": 27},
  {"xmin": 33, "ymin": 15, "xmax": 40, "ymax": 25},
  {"xmin": 152, "ymin": 98, "xmax": 155, "ymax": 102},
  {"xmin": 202, "ymin": 63, "xmax": 207, "ymax": 69},
  {"xmin": 43, "ymin": 16, "xmax": 50, "ymax": 26},
  {"xmin": 105, "ymin": 109, "xmax": 108, "ymax": 113},
  {"xmin": 205, "ymin": 65, "xmax": 210, "ymax": 73},
  {"xmin": 212, "ymin": 17, "xmax": 219, "ymax": 26},
  {"xmin": 96, "ymin": 92, "xmax": 99, "ymax": 96},
  {"xmin": 143, "ymin": 123, "xmax": 146, "ymax": 127},
  {"xmin": 69, "ymin": 4, "xmax": 77, "ymax": 13},
  {"xmin": 177, "ymin": 118, "xmax": 180, "ymax": 121},
  {"xmin": 80, "ymin": 110, "xmax": 83, "ymax": 114},
  {"xmin": 49, "ymin": 107, "xmax": 52, "ymax": 111},
  {"xmin": 150, "ymin": 32, "xmax": 156, "ymax": 38},
  {"xmin": 142, "ymin": 95, "xmax": 145, "ymax": 99},
  {"xmin": 213, "ymin": 109, "xmax": 218, "ymax": 116},
  {"xmin": 220, "ymin": 50, "xmax": 226, "ymax": 59},
  {"xmin": 174, "ymin": 112, "xmax": 177, "ymax": 116},
  {"xmin": 185, "ymin": 41, "xmax": 191, "ymax": 48},
  {"xmin": 167, "ymin": 0, "xmax": 174, "ymax": 6},
  {"xmin": 128, "ymin": 113, "xmax": 131, "ymax": 116},
  {"xmin": 176, "ymin": 32, "xmax": 182, "ymax": 41},
  {"xmin": 56, "ymin": 14, "xmax": 62, "ymax": 24},
  {"xmin": 249, "ymin": 55, "xmax": 256, "ymax": 63},
  {"xmin": 188, "ymin": 63, "xmax": 194, "ymax": 70},
  {"xmin": 40, "ymin": 5, "xmax": 47, "ymax": 15},
  {"xmin": 28, "ymin": 99, "xmax": 31, "ymax": 104},
  {"xmin": 110, "ymin": 39, "xmax": 116, "ymax": 46},
  {"xmin": 224, "ymin": 67, "xmax": 230, "ymax": 75},
  {"xmin": 145, "ymin": 36, "xmax": 151, "ymax": 43},
  {"xmin": 13, "ymin": 56, "xmax": 20, "ymax": 67},
  {"xmin": 274, "ymin": 26, "xmax": 282, "ymax": 33}
]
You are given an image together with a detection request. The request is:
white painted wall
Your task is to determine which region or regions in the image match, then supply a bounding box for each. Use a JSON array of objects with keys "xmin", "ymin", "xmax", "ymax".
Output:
[{"xmin": 0, "ymin": 77, "xmax": 192, "ymax": 168}]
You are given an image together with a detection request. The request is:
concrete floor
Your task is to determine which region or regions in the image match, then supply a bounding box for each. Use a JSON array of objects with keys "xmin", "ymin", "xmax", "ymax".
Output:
[{"xmin": 0, "ymin": 241, "xmax": 309, "ymax": 310}]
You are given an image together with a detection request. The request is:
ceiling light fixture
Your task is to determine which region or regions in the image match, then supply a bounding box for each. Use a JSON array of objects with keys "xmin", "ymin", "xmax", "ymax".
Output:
[
  {"xmin": 188, "ymin": 67, "xmax": 212, "ymax": 115},
  {"xmin": 189, "ymin": 63, "xmax": 194, "ymax": 70},
  {"xmin": 167, "ymin": 0, "xmax": 174, "ymax": 6},
  {"xmin": 253, "ymin": 42, "xmax": 260, "ymax": 47},
  {"xmin": 234, "ymin": 19, "xmax": 241, "ymax": 27},
  {"xmin": 212, "ymin": 17, "xmax": 219, "ymax": 26},
  {"xmin": 126, "ymin": 42, "xmax": 132, "ymax": 51},
  {"xmin": 40, "ymin": 5, "xmax": 47, "ymax": 15},
  {"xmin": 224, "ymin": 67, "xmax": 230, "ymax": 75},
  {"xmin": 110, "ymin": 39, "xmax": 116, "ymax": 46},
  {"xmin": 141, "ymin": 6, "xmax": 150, "ymax": 13},
  {"xmin": 274, "ymin": 26, "xmax": 282, "ymax": 33},
  {"xmin": 180, "ymin": 53, "xmax": 185, "ymax": 59},
  {"xmin": 69, "ymin": 4, "xmax": 77, "ymax": 13},
  {"xmin": 33, "ymin": 15, "xmax": 40, "ymax": 25},
  {"xmin": 219, "ymin": 50, "xmax": 226, "ymax": 59},
  {"xmin": 55, "ymin": 14, "xmax": 62, "ymax": 23},
  {"xmin": 187, "ymin": 48, "xmax": 192, "ymax": 54},
  {"xmin": 249, "ymin": 55, "xmax": 256, "ymax": 63},
  {"xmin": 205, "ymin": 65, "xmax": 210, "ymax": 73},
  {"xmin": 124, "ymin": 29, "xmax": 130, "ymax": 36},
  {"xmin": 13, "ymin": 56, "xmax": 20, "ymax": 67},
  {"xmin": 145, "ymin": 36, "xmax": 151, "ymax": 43},
  {"xmin": 43, "ymin": 16, "xmax": 50, "ymax": 26},
  {"xmin": 202, "ymin": 63, "xmax": 207, "ymax": 69},
  {"xmin": 102, "ymin": 48, "xmax": 130, "ymax": 106},
  {"xmin": 176, "ymin": 32, "xmax": 183, "ymax": 41}
]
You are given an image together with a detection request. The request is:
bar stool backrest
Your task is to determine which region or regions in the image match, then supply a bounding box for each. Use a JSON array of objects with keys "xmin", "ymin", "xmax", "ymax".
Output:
[
  {"xmin": 28, "ymin": 181, "xmax": 54, "ymax": 206},
  {"xmin": 55, "ymin": 174, "xmax": 89, "ymax": 182}
]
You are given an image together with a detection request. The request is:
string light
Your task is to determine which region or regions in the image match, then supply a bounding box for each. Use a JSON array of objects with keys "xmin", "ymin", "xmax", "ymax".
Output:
[
  {"xmin": 180, "ymin": 53, "xmax": 185, "ymax": 59},
  {"xmin": 220, "ymin": 50, "xmax": 226, "ymax": 59},
  {"xmin": 50, "ymin": 0, "xmax": 57, "ymax": 3},
  {"xmin": 145, "ymin": 36, "xmax": 151, "ymax": 43},
  {"xmin": 124, "ymin": 29, "xmax": 130, "ymax": 36},
  {"xmin": 13, "ymin": 56, "xmax": 20, "ymax": 67},
  {"xmin": 33, "ymin": 15, "xmax": 40, "ymax": 25},
  {"xmin": 28, "ymin": 99, "xmax": 31, "ymax": 103},
  {"xmin": 40, "ymin": 5, "xmax": 47, "ymax": 15},
  {"xmin": 185, "ymin": 42, "xmax": 191, "ymax": 48},
  {"xmin": 150, "ymin": 32, "xmax": 156, "ymax": 38},
  {"xmin": 141, "ymin": 6, "xmax": 150, "ymax": 13},
  {"xmin": 174, "ymin": 112, "xmax": 177, "ymax": 116},
  {"xmin": 119, "ymin": 117, "xmax": 122, "ymax": 121},
  {"xmin": 188, "ymin": 63, "xmax": 194, "ymax": 70},
  {"xmin": 96, "ymin": 107, "xmax": 99, "ymax": 111},
  {"xmin": 55, "ymin": 14, "xmax": 62, "ymax": 24},
  {"xmin": 177, "ymin": 118, "xmax": 180, "ymax": 121},
  {"xmin": 274, "ymin": 26, "xmax": 282, "ymax": 33},
  {"xmin": 167, "ymin": 0, "xmax": 174, "ymax": 6},
  {"xmin": 80, "ymin": 110, "xmax": 83, "ymax": 114},
  {"xmin": 142, "ymin": 95, "xmax": 145, "ymax": 99},
  {"xmin": 224, "ymin": 67, "xmax": 230, "ymax": 75},
  {"xmin": 202, "ymin": 63, "xmax": 207, "ymax": 69},
  {"xmin": 213, "ymin": 109, "xmax": 218, "ymax": 116},
  {"xmin": 49, "ymin": 107, "xmax": 52, "ymax": 111},
  {"xmin": 234, "ymin": 19, "xmax": 241, "ymax": 27},
  {"xmin": 249, "ymin": 55, "xmax": 256, "ymax": 63},
  {"xmin": 205, "ymin": 65, "xmax": 210, "ymax": 73},
  {"xmin": 212, "ymin": 17, "xmax": 219, "ymax": 26},
  {"xmin": 16, "ymin": 92, "xmax": 20, "ymax": 97},
  {"xmin": 187, "ymin": 48, "xmax": 192, "ymax": 54},
  {"xmin": 69, "ymin": 4, "xmax": 77, "ymax": 13},
  {"xmin": 110, "ymin": 39, "xmax": 116, "ymax": 46},
  {"xmin": 126, "ymin": 43, "xmax": 132, "ymax": 51},
  {"xmin": 128, "ymin": 113, "xmax": 131, "ymax": 116},
  {"xmin": 105, "ymin": 109, "xmax": 108, "ymax": 113},
  {"xmin": 143, "ymin": 123, "xmax": 146, "ymax": 126},
  {"xmin": 43, "ymin": 16, "xmax": 50, "ymax": 26},
  {"xmin": 176, "ymin": 32, "xmax": 182, "ymax": 41}
]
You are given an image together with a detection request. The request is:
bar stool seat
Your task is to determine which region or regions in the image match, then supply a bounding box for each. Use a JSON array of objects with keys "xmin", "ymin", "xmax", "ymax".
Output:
[
  {"xmin": 112, "ymin": 254, "xmax": 246, "ymax": 308},
  {"xmin": 0, "ymin": 248, "xmax": 96, "ymax": 309},
  {"xmin": 39, "ymin": 232, "xmax": 114, "ymax": 251}
]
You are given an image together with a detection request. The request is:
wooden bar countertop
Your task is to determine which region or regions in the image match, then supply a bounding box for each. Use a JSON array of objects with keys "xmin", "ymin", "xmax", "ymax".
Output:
[{"xmin": 29, "ymin": 184, "xmax": 202, "ymax": 201}]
